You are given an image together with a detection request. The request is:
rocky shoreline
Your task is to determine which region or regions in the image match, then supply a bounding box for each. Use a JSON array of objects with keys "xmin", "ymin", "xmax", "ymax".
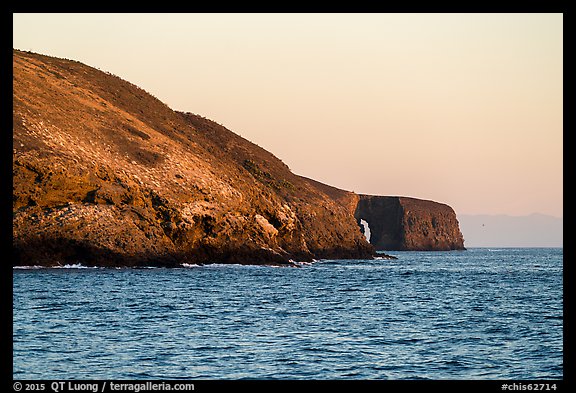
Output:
[{"xmin": 12, "ymin": 50, "xmax": 462, "ymax": 268}]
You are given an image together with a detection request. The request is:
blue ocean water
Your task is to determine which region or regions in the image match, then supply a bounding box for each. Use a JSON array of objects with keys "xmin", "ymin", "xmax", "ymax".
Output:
[{"xmin": 13, "ymin": 248, "xmax": 563, "ymax": 380}]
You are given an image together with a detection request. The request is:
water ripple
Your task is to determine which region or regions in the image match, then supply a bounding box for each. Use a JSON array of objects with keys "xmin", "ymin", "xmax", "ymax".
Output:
[{"xmin": 13, "ymin": 248, "xmax": 563, "ymax": 380}]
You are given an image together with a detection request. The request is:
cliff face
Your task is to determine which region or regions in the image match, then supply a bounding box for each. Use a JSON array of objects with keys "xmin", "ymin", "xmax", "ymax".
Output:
[
  {"xmin": 354, "ymin": 195, "xmax": 466, "ymax": 251},
  {"xmin": 13, "ymin": 50, "xmax": 374, "ymax": 267}
]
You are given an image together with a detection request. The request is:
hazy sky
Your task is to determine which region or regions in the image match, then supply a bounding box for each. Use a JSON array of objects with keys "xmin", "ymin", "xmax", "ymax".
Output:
[{"xmin": 13, "ymin": 13, "xmax": 563, "ymax": 218}]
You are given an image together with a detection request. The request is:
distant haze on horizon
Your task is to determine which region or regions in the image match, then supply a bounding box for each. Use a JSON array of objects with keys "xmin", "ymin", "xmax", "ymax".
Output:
[
  {"xmin": 458, "ymin": 213, "xmax": 563, "ymax": 248},
  {"xmin": 13, "ymin": 13, "xmax": 563, "ymax": 220}
]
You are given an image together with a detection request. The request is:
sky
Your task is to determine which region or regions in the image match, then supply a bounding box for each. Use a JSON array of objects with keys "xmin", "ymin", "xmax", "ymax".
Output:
[{"xmin": 12, "ymin": 13, "xmax": 563, "ymax": 218}]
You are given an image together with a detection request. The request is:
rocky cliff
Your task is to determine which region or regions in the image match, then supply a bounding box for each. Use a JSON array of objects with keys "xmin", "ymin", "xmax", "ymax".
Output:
[
  {"xmin": 13, "ymin": 50, "xmax": 374, "ymax": 267},
  {"xmin": 12, "ymin": 50, "xmax": 467, "ymax": 267},
  {"xmin": 354, "ymin": 195, "xmax": 466, "ymax": 251}
]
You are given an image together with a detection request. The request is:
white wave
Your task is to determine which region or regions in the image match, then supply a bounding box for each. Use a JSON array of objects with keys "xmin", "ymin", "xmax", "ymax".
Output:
[
  {"xmin": 180, "ymin": 263, "xmax": 201, "ymax": 268},
  {"xmin": 202, "ymin": 263, "xmax": 295, "ymax": 269},
  {"xmin": 13, "ymin": 265, "xmax": 45, "ymax": 269},
  {"xmin": 292, "ymin": 260, "xmax": 314, "ymax": 266},
  {"xmin": 54, "ymin": 264, "xmax": 99, "ymax": 269},
  {"xmin": 203, "ymin": 263, "xmax": 258, "ymax": 268},
  {"xmin": 14, "ymin": 264, "xmax": 99, "ymax": 269}
]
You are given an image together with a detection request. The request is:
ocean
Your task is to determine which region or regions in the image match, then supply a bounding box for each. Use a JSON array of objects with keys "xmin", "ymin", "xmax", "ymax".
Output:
[{"xmin": 13, "ymin": 248, "xmax": 563, "ymax": 380}]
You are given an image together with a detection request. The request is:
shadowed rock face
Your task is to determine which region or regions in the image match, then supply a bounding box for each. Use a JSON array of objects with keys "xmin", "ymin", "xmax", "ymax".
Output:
[
  {"xmin": 13, "ymin": 50, "xmax": 374, "ymax": 267},
  {"xmin": 354, "ymin": 195, "xmax": 466, "ymax": 251}
]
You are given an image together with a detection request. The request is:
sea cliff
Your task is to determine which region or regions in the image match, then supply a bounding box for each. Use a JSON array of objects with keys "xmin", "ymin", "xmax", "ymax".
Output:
[
  {"xmin": 354, "ymin": 195, "xmax": 466, "ymax": 251},
  {"xmin": 13, "ymin": 50, "xmax": 464, "ymax": 267},
  {"xmin": 13, "ymin": 50, "xmax": 373, "ymax": 267}
]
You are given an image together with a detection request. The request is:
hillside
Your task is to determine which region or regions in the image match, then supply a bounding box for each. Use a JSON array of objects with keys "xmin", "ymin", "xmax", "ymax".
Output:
[{"xmin": 13, "ymin": 50, "xmax": 374, "ymax": 267}]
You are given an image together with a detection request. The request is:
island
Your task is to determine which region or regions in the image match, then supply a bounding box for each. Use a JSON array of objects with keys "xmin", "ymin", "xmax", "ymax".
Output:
[{"xmin": 12, "ymin": 50, "xmax": 465, "ymax": 267}]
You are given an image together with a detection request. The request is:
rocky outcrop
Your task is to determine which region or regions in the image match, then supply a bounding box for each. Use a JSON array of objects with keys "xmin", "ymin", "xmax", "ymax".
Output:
[
  {"xmin": 12, "ymin": 50, "xmax": 374, "ymax": 267},
  {"xmin": 12, "ymin": 50, "xmax": 466, "ymax": 267},
  {"xmin": 354, "ymin": 195, "xmax": 465, "ymax": 251}
]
